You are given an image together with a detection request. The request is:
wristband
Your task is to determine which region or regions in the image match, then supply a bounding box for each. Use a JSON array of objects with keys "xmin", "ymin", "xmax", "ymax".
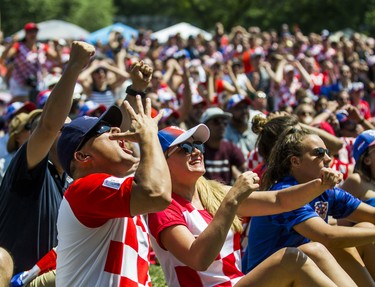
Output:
[
  {"xmin": 126, "ymin": 85, "xmax": 146, "ymax": 98},
  {"xmin": 358, "ymin": 117, "xmax": 365, "ymax": 124}
]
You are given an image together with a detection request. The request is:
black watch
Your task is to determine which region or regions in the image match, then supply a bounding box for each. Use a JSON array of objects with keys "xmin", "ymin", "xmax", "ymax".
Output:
[{"xmin": 126, "ymin": 85, "xmax": 146, "ymax": 98}]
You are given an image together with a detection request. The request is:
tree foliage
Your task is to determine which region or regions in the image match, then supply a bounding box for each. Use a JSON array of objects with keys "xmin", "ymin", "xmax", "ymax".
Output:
[
  {"xmin": 1, "ymin": 0, "xmax": 114, "ymax": 36},
  {"xmin": 2, "ymin": 0, "xmax": 375, "ymax": 36}
]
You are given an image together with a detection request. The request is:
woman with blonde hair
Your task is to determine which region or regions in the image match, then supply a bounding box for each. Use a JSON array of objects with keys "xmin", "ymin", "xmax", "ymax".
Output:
[{"xmin": 147, "ymin": 124, "xmax": 355, "ymax": 287}]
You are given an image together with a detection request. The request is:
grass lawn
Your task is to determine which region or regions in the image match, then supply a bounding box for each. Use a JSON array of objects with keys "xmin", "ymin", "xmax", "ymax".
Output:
[{"xmin": 150, "ymin": 264, "xmax": 167, "ymax": 287}]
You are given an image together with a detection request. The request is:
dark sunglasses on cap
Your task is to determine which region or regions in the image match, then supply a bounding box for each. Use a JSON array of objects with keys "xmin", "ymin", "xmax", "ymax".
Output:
[
  {"xmin": 312, "ymin": 147, "xmax": 330, "ymax": 158},
  {"xmin": 166, "ymin": 141, "xmax": 204, "ymax": 158},
  {"xmin": 76, "ymin": 123, "xmax": 112, "ymax": 151}
]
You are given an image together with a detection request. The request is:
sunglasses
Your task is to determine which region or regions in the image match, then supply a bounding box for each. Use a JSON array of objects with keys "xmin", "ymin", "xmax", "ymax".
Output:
[
  {"xmin": 76, "ymin": 123, "xmax": 111, "ymax": 151},
  {"xmin": 166, "ymin": 141, "xmax": 204, "ymax": 158},
  {"xmin": 312, "ymin": 147, "xmax": 330, "ymax": 158}
]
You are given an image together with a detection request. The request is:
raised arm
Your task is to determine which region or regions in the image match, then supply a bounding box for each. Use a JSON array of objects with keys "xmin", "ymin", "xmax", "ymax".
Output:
[
  {"xmin": 237, "ymin": 167, "xmax": 342, "ymax": 217},
  {"xmin": 111, "ymin": 96, "xmax": 171, "ymax": 215},
  {"xmin": 160, "ymin": 171, "xmax": 259, "ymax": 271},
  {"xmin": 27, "ymin": 41, "xmax": 95, "ymax": 169},
  {"xmin": 120, "ymin": 61, "xmax": 152, "ymax": 132},
  {"xmin": 100, "ymin": 60, "xmax": 129, "ymax": 89},
  {"xmin": 176, "ymin": 61, "xmax": 192, "ymax": 122}
]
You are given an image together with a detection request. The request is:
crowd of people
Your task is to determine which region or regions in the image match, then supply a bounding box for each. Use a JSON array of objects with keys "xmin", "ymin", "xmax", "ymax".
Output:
[{"xmin": 0, "ymin": 20, "xmax": 374, "ymax": 286}]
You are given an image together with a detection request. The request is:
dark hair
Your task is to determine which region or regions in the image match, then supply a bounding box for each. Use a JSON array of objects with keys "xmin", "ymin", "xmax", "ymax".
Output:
[
  {"xmin": 354, "ymin": 150, "xmax": 373, "ymax": 181},
  {"xmin": 252, "ymin": 114, "xmax": 299, "ymax": 161},
  {"xmin": 261, "ymin": 128, "xmax": 312, "ymax": 190}
]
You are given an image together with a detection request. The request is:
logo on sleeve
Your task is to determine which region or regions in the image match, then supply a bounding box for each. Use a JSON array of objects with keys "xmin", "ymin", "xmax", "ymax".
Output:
[
  {"xmin": 102, "ymin": 177, "xmax": 126, "ymax": 190},
  {"xmin": 314, "ymin": 201, "xmax": 329, "ymax": 219}
]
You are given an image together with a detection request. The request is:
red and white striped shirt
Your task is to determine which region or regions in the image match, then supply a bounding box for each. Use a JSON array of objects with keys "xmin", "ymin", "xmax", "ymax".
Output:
[
  {"xmin": 56, "ymin": 173, "xmax": 152, "ymax": 287},
  {"xmin": 148, "ymin": 193, "xmax": 244, "ymax": 287}
]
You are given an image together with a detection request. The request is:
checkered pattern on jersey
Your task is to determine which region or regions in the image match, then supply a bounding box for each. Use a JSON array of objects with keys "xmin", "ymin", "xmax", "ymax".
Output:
[
  {"xmin": 338, "ymin": 136, "xmax": 355, "ymax": 165},
  {"xmin": 13, "ymin": 42, "xmax": 45, "ymax": 85},
  {"xmin": 330, "ymin": 157, "xmax": 350, "ymax": 181},
  {"xmin": 247, "ymin": 148, "xmax": 263, "ymax": 171},
  {"xmin": 274, "ymin": 79, "xmax": 301, "ymax": 110},
  {"xmin": 148, "ymin": 195, "xmax": 244, "ymax": 287},
  {"xmin": 104, "ymin": 215, "xmax": 152, "ymax": 287}
]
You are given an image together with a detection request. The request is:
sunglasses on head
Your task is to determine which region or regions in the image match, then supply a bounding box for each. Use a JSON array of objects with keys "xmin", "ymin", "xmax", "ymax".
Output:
[
  {"xmin": 312, "ymin": 147, "xmax": 330, "ymax": 158},
  {"xmin": 76, "ymin": 123, "xmax": 112, "ymax": 151},
  {"xmin": 166, "ymin": 141, "xmax": 204, "ymax": 158}
]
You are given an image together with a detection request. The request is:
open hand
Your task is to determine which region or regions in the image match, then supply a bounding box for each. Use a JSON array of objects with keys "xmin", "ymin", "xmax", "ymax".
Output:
[{"xmin": 109, "ymin": 95, "xmax": 163, "ymax": 143}]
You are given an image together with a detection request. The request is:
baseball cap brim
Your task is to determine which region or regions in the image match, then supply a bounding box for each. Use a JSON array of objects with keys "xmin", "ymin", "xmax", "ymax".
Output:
[
  {"xmin": 81, "ymin": 105, "xmax": 122, "ymax": 141},
  {"xmin": 158, "ymin": 124, "xmax": 210, "ymax": 152},
  {"xmin": 169, "ymin": 124, "xmax": 210, "ymax": 148}
]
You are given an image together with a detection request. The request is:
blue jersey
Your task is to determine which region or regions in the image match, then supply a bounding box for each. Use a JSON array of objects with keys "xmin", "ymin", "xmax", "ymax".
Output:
[
  {"xmin": 364, "ymin": 197, "xmax": 375, "ymax": 207},
  {"xmin": 242, "ymin": 175, "xmax": 361, "ymax": 273}
]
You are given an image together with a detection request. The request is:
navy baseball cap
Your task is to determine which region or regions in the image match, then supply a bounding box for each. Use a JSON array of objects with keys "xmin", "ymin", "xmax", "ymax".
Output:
[
  {"xmin": 353, "ymin": 130, "xmax": 375, "ymax": 161},
  {"xmin": 158, "ymin": 124, "xmax": 210, "ymax": 152},
  {"xmin": 57, "ymin": 105, "xmax": 122, "ymax": 177}
]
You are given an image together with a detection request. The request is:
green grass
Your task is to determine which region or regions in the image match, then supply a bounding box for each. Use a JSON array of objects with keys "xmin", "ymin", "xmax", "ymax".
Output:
[{"xmin": 150, "ymin": 264, "xmax": 167, "ymax": 287}]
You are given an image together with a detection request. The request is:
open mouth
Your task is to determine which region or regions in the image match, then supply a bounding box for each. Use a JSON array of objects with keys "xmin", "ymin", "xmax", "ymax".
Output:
[{"xmin": 119, "ymin": 140, "xmax": 133, "ymax": 155}]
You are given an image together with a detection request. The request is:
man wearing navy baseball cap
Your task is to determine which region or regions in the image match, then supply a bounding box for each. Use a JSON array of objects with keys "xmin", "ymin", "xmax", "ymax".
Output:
[
  {"xmin": 57, "ymin": 105, "xmax": 122, "ymax": 177},
  {"xmin": 55, "ymin": 61, "xmax": 172, "ymax": 287}
]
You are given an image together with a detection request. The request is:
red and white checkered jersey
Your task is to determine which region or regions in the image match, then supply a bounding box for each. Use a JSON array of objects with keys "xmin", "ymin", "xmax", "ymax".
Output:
[
  {"xmin": 247, "ymin": 148, "xmax": 264, "ymax": 171},
  {"xmin": 330, "ymin": 157, "xmax": 351, "ymax": 181},
  {"xmin": 56, "ymin": 174, "xmax": 152, "ymax": 287},
  {"xmin": 337, "ymin": 136, "xmax": 355, "ymax": 165},
  {"xmin": 272, "ymin": 78, "xmax": 301, "ymax": 110},
  {"xmin": 148, "ymin": 193, "xmax": 244, "ymax": 287}
]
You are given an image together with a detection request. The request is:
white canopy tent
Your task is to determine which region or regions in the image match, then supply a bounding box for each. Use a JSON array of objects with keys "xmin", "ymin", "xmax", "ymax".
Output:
[
  {"xmin": 14, "ymin": 20, "xmax": 90, "ymax": 41},
  {"xmin": 151, "ymin": 22, "xmax": 212, "ymax": 43}
]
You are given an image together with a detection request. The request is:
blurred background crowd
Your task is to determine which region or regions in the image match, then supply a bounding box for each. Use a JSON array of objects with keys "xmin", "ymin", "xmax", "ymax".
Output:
[{"xmin": 0, "ymin": 20, "xmax": 375, "ymax": 185}]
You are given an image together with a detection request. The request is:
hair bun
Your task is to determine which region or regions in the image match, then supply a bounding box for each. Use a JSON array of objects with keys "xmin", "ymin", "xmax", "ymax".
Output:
[{"xmin": 252, "ymin": 114, "xmax": 267, "ymax": 134}]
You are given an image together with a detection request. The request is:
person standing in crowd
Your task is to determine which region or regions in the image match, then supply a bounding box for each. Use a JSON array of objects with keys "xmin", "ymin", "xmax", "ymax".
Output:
[
  {"xmin": 55, "ymin": 62, "xmax": 172, "ymax": 286},
  {"xmin": 224, "ymin": 93, "xmax": 257, "ymax": 159},
  {"xmin": 0, "ymin": 109, "xmax": 42, "ymax": 183},
  {"xmin": 0, "ymin": 41, "xmax": 95, "ymax": 274},
  {"xmin": 200, "ymin": 107, "xmax": 246, "ymax": 185},
  {"xmin": 78, "ymin": 56, "xmax": 128, "ymax": 108},
  {"xmin": 148, "ymin": 124, "xmax": 355, "ymax": 287},
  {"xmin": 0, "ymin": 101, "xmax": 36, "ymax": 180},
  {"xmin": 0, "ymin": 23, "xmax": 60, "ymax": 103},
  {"xmin": 243, "ymin": 127, "xmax": 375, "ymax": 286},
  {"xmin": 180, "ymin": 94, "xmax": 208, "ymax": 130}
]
